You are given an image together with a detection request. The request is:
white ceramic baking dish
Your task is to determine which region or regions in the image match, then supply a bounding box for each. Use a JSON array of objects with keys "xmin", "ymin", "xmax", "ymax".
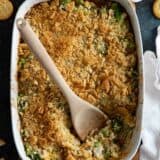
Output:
[{"xmin": 10, "ymin": 0, "xmax": 144, "ymax": 159}]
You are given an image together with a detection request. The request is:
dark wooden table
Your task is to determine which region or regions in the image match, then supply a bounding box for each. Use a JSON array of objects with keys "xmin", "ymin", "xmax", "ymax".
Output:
[{"xmin": 0, "ymin": 0, "xmax": 159, "ymax": 159}]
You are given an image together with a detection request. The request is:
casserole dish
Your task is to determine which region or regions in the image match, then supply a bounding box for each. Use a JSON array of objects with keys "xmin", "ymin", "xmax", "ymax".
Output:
[{"xmin": 11, "ymin": 0, "xmax": 144, "ymax": 159}]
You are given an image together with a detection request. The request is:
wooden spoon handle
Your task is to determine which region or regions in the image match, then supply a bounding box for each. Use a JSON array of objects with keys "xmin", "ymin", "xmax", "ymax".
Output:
[{"xmin": 16, "ymin": 18, "xmax": 74, "ymax": 99}]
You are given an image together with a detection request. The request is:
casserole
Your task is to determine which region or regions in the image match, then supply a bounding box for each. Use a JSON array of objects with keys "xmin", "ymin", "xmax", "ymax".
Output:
[{"xmin": 11, "ymin": 0, "xmax": 144, "ymax": 159}]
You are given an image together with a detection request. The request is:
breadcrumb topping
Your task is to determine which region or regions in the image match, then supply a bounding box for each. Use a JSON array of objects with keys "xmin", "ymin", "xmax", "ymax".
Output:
[{"xmin": 18, "ymin": 0, "xmax": 138, "ymax": 159}]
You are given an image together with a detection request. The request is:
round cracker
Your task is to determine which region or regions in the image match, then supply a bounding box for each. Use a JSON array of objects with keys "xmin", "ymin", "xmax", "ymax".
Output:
[
  {"xmin": 153, "ymin": 0, "xmax": 160, "ymax": 19},
  {"xmin": 0, "ymin": 0, "xmax": 13, "ymax": 20}
]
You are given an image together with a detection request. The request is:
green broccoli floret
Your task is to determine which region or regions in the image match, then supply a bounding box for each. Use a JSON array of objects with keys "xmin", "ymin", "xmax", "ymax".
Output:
[
  {"xmin": 111, "ymin": 3, "xmax": 122, "ymax": 21},
  {"xmin": 59, "ymin": 0, "xmax": 71, "ymax": 8},
  {"xmin": 25, "ymin": 144, "xmax": 42, "ymax": 160},
  {"xmin": 112, "ymin": 116, "xmax": 123, "ymax": 133},
  {"xmin": 75, "ymin": 0, "xmax": 84, "ymax": 6}
]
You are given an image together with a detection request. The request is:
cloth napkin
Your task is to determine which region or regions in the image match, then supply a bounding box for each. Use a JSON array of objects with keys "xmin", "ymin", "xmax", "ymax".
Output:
[{"xmin": 140, "ymin": 51, "xmax": 160, "ymax": 160}]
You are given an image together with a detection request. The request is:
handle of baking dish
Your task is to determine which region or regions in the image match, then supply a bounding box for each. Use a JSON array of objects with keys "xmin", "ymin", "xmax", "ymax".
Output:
[
  {"xmin": 16, "ymin": 18, "xmax": 75, "ymax": 100},
  {"xmin": 129, "ymin": 1, "xmax": 136, "ymax": 11},
  {"xmin": 130, "ymin": 0, "xmax": 143, "ymax": 10}
]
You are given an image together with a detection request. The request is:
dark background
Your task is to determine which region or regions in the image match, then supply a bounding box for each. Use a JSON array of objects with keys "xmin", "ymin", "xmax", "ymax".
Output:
[{"xmin": 0, "ymin": 0, "xmax": 159, "ymax": 159}]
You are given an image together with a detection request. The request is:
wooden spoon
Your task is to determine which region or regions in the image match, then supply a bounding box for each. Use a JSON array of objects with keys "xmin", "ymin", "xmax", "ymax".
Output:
[{"xmin": 16, "ymin": 18, "xmax": 107, "ymax": 141}]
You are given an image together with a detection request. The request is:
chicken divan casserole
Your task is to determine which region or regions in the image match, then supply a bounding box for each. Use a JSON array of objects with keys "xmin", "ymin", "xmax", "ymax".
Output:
[{"xmin": 18, "ymin": 0, "xmax": 138, "ymax": 159}]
